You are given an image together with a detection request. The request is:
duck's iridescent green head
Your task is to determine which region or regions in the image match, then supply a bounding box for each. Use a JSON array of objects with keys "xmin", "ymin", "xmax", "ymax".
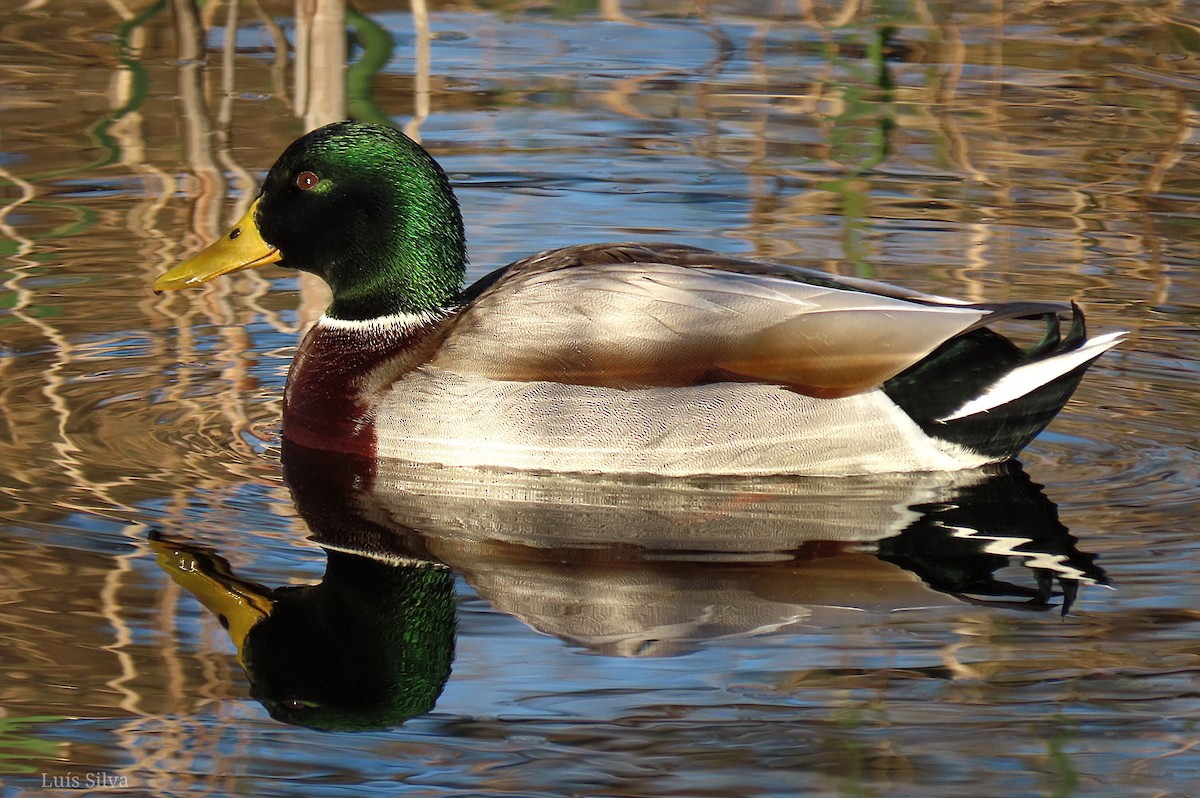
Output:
[{"xmin": 154, "ymin": 121, "xmax": 467, "ymax": 320}]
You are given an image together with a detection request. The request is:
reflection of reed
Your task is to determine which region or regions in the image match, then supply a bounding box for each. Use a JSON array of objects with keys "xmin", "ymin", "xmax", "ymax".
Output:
[
  {"xmin": 293, "ymin": 0, "xmax": 347, "ymax": 319},
  {"xmin": 707, "ymin": 0, "xmax": 1192, "ymax": 327},
  {"xmin": 2, "ymin": 0, "xmax": 353, "ymax": 780},
  {"xmin": 295, "ymin": 0, "xmax": 346, "ymax": 129},
  {"xmin": 404, "ymin": 0, "xmax": 430, "ymax": 141}
]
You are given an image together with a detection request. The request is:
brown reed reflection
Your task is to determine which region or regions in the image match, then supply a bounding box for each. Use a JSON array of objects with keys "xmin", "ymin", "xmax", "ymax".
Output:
[{"xmin": 1, "ymin": 0, "xmax": 358, "ymax": 782}]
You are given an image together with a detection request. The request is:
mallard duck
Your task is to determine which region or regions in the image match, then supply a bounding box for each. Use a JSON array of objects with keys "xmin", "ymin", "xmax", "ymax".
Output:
[{"xmin": 154, "ymin": 121, "xmax": 1123, "ymax": 476}]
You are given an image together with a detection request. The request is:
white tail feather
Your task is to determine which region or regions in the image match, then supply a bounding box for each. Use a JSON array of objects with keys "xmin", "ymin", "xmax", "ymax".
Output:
[{"xmin": 938, "ymin": 331, "xmax": 1125, "ymax": 422}]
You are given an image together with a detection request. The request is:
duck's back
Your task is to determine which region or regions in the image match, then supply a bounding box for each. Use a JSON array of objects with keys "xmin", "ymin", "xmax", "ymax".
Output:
[{"xmin": 427, "ymin": 243, "xmax": 994, "ymax": 396}]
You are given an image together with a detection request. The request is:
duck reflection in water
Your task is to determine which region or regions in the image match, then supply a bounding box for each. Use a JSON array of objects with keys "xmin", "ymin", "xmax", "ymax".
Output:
[
  {"xmin": 152, "ymin": 442, "xmax": 1105, "ymax": 730},
  {"xmin": 149, "ymin": 532, "xmax": 456, "ymax": 732}
]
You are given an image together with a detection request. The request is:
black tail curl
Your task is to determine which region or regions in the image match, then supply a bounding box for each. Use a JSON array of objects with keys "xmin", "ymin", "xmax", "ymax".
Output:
[{"xmin": 883, "ymin": 304, "xmax": 1093, "ymax": 460}]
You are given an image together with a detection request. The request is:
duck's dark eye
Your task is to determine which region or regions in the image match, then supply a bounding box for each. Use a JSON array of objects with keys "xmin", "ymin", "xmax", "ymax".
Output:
[{"xmin": 296, "ymin": 171, "xmax": 320, "ymax": 191}]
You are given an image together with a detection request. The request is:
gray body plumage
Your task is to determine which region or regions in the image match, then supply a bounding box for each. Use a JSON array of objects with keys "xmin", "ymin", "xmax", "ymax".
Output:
[{"xmin": 348, "ymin": 244, "xmax": 1121, "ymax": 476}]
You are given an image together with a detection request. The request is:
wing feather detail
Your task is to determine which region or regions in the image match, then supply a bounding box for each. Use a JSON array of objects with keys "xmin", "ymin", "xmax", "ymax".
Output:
[{"xmin": 434, "ymin": 253, "xmax": 987, "ymax": 397}]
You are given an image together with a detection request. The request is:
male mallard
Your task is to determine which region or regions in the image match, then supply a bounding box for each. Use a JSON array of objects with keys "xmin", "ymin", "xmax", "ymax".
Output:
[{"xmin": 154, "ymin": 121, "xmax": 1123, "ymax": 476}]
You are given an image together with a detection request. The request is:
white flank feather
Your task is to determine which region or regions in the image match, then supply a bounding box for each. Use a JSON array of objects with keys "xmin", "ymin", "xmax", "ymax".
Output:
[{"xmin": 938, "ymin": 331, "xmax": 1126, "ymax": 422}]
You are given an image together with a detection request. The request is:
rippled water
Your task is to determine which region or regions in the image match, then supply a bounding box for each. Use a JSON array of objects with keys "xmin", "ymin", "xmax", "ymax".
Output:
[{"xmin": 2, "ymin": 0, "xmax": 1200, "ymax": 795}]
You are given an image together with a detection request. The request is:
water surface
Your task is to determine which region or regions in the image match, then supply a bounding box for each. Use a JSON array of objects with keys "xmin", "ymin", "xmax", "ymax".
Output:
[{"xmin": 2, "ymin": 1, "xmax": 1199, "ymax": 795}]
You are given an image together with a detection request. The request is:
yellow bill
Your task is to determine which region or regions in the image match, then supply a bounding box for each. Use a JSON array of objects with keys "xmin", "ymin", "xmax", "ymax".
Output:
[
  {"xmin": 153, "ymin": 198, "xmax": 282, "ymax": 293},
  {"xmin": 151, "ymin": 536, "xmax": 274, "ymax": 667}
]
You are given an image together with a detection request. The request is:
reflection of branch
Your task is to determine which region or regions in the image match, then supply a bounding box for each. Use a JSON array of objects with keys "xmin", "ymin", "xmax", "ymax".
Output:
[
  {"xmin": 931, "ymin": 15, "xmax": 990, "ymax": 186},
  {"xmin": 156, "ymin": 0, "xmax": 279, "ymax": 488},
  {"xmin": 1137, "ymin": 80, "xmax": 1190, "ymax": 321},
  {"xmin": 3, "ymin": 0, "xmax": 165, "ymax": 185},
  {"xmin": 296, "ymin": 0, "xmax": 347, "ymax": 129},
  {"xmin": 597, "ymin": 11, "xmax": 734, "ymax": 124},
  {"xmin": 103, "ymin": 0, "xmax": 134, "ymax": 21},
  {"xmin": 0, "ymin": 160, "xmax": 40, "ymax": 447},
  {"xmin": 292, "ymin": 0, "xmax": 344, "ymax": 324},
  {"xmin": 1137, "ymin": 80, "xmax": 1196, "ymax": 197},
  {"xmin": 799, "ymin": 0, "xmax": 866, "ymax": 30},
  {"xmin": 216, "ymin": 0, "xmax": 257, "ymax": 225},
  {"xmin": 173, "ymin": 0, "xmax": 222, "ymax": 243},
  {"xmin": 0, "ymin": 165, "xmax": 36, "ymax": 261},
  {"xmin": 402, "ymin": 0, "xmax": 428, "ymax": 141},
  {"xmin": 107, "ymin": 18, "xmax": 180, "ymax": 312},
  {"xmin": 598, "ymin": 0, "xmax": 638, "ymax": 25},
  {"xmin": 246, "ymin": 0, "xmax": 293, "ymax": 110}
]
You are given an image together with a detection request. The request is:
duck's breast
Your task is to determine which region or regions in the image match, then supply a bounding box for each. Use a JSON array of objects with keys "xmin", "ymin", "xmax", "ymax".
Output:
[{"xmin": 284, "ymin": 318, "xmax": 436, "ymax": 457}]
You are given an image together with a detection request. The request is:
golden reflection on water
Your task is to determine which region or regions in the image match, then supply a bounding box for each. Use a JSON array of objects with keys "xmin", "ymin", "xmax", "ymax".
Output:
[{"xmin": 0, "ymin": 0, "xmax": 1198, "ymax": 791}]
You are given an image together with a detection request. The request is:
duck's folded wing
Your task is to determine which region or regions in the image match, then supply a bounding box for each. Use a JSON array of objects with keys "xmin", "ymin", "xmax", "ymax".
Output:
[{"xmin": 431, "ymin": 261, "xmax": 993, "ymax": 397}]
